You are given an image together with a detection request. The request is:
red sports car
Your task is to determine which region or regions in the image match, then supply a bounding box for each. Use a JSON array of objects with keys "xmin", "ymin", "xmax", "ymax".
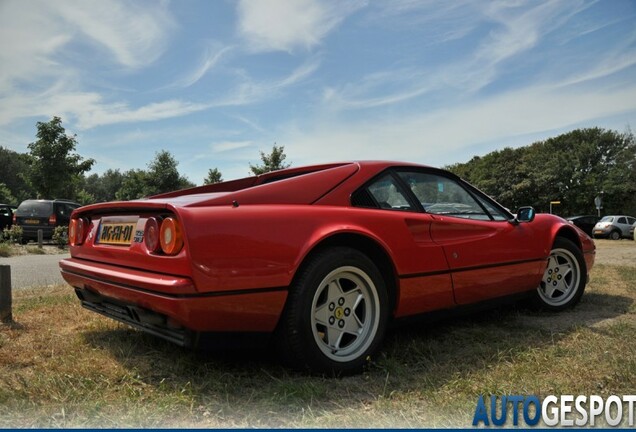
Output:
[{"xmin": 60, "ymin": 161, "xmax": 595, "ymax": 373}]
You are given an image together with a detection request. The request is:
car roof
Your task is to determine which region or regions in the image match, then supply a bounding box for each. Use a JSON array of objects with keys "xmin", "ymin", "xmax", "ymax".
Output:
[
  {"xmin": 77, "ymin": 161, "xmax": 454, "ymax": 214},
  {"xmin": 19, "ymin": 199, "xmax": 80, "ymax": 204}
]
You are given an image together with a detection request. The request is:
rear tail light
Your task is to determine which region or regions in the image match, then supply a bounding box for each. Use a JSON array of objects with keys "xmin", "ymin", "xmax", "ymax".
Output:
[
  {"xmin": 68, "ymin": 218, "xmax": 88, "ymax": 246},
  {"xmin": 159, "ymin": 217, "xmax": 183, "ymax": 255},
  {"xmin": 12, "ymin": 214, "xmax": 16, "ymax": 224},
  {"xmin": 48, "ymin": 214, "xmax": 57, "ymax": 225},
  {"xmin": 144, "ymin": 217, "xmax": 162, "ymax": 253}
]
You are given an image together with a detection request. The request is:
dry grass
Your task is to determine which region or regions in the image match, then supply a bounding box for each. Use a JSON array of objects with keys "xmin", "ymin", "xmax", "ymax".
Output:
[
  {"xmin": 593, "ymin": 239, "xmax": 636, "ymax": 266},
  {"xmin": 0, "ymin": 263, "xmax": 635, "ymax": 428},
  {"xmin": 0, "ymin": 243, "xmax": 68, "ymax": 257}
]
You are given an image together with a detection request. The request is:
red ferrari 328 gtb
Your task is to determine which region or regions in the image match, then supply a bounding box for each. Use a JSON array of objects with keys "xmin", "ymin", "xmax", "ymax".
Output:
[{"xmin": 60, "ymin": 161, "xmax": 595, "ymax": 373}]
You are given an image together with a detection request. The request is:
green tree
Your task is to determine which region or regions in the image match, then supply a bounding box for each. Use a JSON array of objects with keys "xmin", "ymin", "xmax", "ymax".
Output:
[
  {"xmin": 204, "ymin": 168, "xmax": 223, "ymax": 184},
  {"xmin": 0, "ymin": 146, "xmax": 35, "ymax": 202},
  {"xmin": 249, "ymin": 144, "xmax": 290, "ymax": 175},
  {"xmin": 145, "ymin": 150, "xmax": 194, "ymax": 196},
  {"xmin": 115, "ymin": 169, "xmax": 148, "ymax": 201},
  {"xmin": 27, "ymin": 117, "xmax": 94, "ymax": 199},
  {"xmin": 83, "ymin": 169, "xmax": 125, "ymax": 203},
  {"xmin": 114, "ymin": 151, "xmax": 195, "ymax": 201},
  {"xmin": 447, "ymin": 127, "xmax": 636, "ymax": 216},
  {"xmin": 0, "ymin": 183, "xmax": 16, "ymax": 204}
]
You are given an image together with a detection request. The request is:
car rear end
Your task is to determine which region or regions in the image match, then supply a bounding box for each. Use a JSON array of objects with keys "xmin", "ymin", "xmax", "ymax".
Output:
[
  {"xmin": 592, "ymin": 216, "xmax": 615, "ymax": 239},
  {"xmin": 14, "ymin": 200, "xmax": 56, "ymax": 240},
  {"xmin": 59, "ymin": 200, "xmax": 286, "ymax": 347}
]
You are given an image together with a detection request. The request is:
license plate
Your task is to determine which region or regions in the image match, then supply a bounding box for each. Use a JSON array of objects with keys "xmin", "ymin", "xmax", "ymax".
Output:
[
  {"xmin": 98, "ymin": 222, "xmax": 136, "ymax": 245},
  {"xmin": 25, "ymin": 219, "xmax": 40, "ymax": 224},
  {"xmin": 594, "ymin": 230, "xmax": 602, "ymax": 234}
]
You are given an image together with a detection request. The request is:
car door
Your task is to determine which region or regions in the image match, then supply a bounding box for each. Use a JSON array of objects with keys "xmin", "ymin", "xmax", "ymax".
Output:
[
  {"xmin": 395, "ymin": 170, "xmax": 547, "ymax": 305},
  {"xmin": 623, "ymin": 217, "xmax": 636, "ymax": 236},
  {"xmin": 616, "ymin": 217, "xmax": 629, "ymax": 236},
  {"xmin": 354, "ymin": 172, "xmax": 455, "ymax": 316}
]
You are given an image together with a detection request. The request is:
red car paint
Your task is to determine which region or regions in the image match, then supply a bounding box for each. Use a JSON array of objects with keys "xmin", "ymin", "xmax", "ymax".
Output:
[{"xmin": 60, "ymin": 161, "xmax": 595, "ymax": 345}]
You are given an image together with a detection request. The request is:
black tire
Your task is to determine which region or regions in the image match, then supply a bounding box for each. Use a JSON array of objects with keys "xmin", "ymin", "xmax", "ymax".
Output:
[
  {"xmin": 276, "ymin": 247, "xmax": 389, "ymax": 375},
  {"xmin": 609, "ymin": 230, "xmax": 621, "ymax": 240},
  {"xmin": 533, "ymin": 237, "xmax": 587, "ymax": 311}
]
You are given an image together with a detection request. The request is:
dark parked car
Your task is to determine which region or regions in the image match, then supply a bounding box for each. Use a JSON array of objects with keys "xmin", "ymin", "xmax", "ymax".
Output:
[
  {"xmin": 14, "ymin": 199, "xmax": 81, "ymax": 242},
  {"xmin": 566, "ymin": 215, "xmax": 598, "ymax": 237},
  {"xmin": 0, "ymin": 204, "xmax": 14, "ymax": 231}
]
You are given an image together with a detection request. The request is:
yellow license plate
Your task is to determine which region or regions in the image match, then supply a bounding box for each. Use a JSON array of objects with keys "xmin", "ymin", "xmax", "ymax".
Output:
[
  {"xmin": 98, "ymin": 222, "xmax": 136, "ymax": 245},
  {"xmin": 25, "ymin": 219, "xmax": 40, "ymax": 224}
]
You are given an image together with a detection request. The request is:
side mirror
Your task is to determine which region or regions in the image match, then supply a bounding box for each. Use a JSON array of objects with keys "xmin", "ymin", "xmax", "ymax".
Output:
[{"xmin": 515, "ymin": 206, "xmax": 536, "ymax": 223}]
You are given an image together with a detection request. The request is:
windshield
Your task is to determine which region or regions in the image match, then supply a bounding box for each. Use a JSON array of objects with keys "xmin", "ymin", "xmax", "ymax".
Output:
[
  {"xmin": 16, "ymin": 201, "xmax": 52, "ymax": 217},
  {"xmin": 599, "ymin": 216, "xmax": 614, "ymax": 223}
]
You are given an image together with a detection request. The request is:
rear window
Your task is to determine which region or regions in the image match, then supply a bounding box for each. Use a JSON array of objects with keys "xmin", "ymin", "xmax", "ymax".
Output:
[{"xmin": 16, "ymin": 201, "xmax": 53, "ymax": 217}]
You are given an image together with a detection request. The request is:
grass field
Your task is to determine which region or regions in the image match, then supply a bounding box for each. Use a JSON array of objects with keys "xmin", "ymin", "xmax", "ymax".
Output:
[{"xmin": 0, "ymin": 243, "xmax": 635, "ymax": 427}]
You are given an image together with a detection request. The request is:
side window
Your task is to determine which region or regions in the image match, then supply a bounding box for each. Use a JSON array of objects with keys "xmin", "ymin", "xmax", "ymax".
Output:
[
  {"xmin": 397, "ymin": 171, "xmax": 495, "ymax": 220},
  {"xmin": 354, "ymin": 174, "xmax": 414, "ymax": 211},
  {"xmin": 617, "ymin": 217, "xmax": 627, "ymax": 224},
  {"xmin": 627, "ymin": 217, "xmax": 636, "ymax": 225}
]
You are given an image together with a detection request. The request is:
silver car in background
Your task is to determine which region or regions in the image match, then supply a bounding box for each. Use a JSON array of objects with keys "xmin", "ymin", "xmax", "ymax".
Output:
[{"xmin": 593, "ymin": 215, "xmax": 636, "ymax": 240}]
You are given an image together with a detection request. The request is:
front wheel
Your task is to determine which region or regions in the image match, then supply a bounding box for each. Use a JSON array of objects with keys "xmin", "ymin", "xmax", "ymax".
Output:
[
  {"xmin": 609, "ymin": 230, "xmax": 621, "ymax": 240},
  {"xmin": 533, "ymin": 237, "xmax": 587, "ymax": 311},
  {"xmin": 276, "ymin": 247, "xmax": 389, "ymax": 375}
]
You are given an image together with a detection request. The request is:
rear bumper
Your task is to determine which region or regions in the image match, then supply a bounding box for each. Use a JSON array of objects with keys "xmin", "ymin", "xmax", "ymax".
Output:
[{"xmin": 60, "ymin": 258, "xmax": 288, "ymax": 342}]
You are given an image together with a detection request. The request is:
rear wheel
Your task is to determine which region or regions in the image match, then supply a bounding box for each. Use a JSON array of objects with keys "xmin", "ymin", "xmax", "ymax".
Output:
[
  {"xmin": 534, "ymin": 237, "xmax": 586, "ymax": 311},
  {"xmin": 276, "ymin": 247, "xmax": 388, "ymax": 375},
  {"xmin": 609, "ymin": 230, "xmax": 621, "ymax": 240}
]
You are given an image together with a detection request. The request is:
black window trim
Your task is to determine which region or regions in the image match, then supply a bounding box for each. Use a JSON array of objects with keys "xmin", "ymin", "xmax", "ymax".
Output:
[{"xmin": 351, "ymin": 166, "xmax": 514, "ymax": 221}]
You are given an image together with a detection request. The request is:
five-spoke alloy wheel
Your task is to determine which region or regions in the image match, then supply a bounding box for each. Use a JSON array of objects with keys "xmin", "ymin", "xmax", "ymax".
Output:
[
  {"xmin": 534, "ymin": 237, "xmax": 587, "ymax": 311},
  {"xmin": 276, "ymin": 247, "xmax": 388, "ymax": 374}
]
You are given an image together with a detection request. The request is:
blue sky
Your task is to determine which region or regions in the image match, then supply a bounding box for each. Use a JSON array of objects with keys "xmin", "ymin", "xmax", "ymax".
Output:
[{"xmin": 1, "ymin": 0, "xmax": 635, "ymax": 184}]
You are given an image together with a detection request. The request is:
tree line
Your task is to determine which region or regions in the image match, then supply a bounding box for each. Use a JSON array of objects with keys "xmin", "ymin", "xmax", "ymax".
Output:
[
  {"xmin": 1, "ymin": 117, "xmax": 634, "ymax": 216},
  {"xmin": 0, "ymin": 117, "xmax": 290, "ymax": 205},
  {"xmin": 446, "ymin": 127, "xmax": 636, "ymax": 216}
]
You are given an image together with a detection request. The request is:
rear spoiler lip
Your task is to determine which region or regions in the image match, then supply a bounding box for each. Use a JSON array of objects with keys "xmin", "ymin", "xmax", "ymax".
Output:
[{"xmin": 71, "ymin": 201, "xmax": 172, "ymax": 218}]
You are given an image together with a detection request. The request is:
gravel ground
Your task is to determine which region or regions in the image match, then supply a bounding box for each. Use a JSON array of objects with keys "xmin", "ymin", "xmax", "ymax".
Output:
[{"xmin": 0, "ymin": 252, "xmax": 69, "ymax": 289}]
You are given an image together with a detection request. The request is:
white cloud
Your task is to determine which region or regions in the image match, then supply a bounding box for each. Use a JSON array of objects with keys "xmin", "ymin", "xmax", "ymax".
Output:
[
  {"xmin": 237, "ymin": 0, "xmax": 366, "ymax": 52},
  {"xmin": 368, "ymin": 1, "xmax": 481, "ymax": 44},
  {"xmin": 211, "ymin": 56, "xmax": 321, "ymax": 106},
  {"xmin": 171, "ymin": 43, "xmax": 233, "ymax": 88},
  {"xmin": 279, "ymin": 84, "xmax": 636, "ymax": 167},
  {"xmin": 457, "ymin": 1, "xmax": 592, "ymax": 91},
  {"xmin": 52, "ymin": 0, "xmax": 175, "ymax": 69},
  {"xmin": 0, "ymin": 88, "xmax": 207, "ymax": 129},
  {"xmin": 0, "ymin": 0, "xmax": 174, "ymax": 92},
  {"xmin": 211, "ymin": 140, "xmax": 253, "ymax": 152},
  {"xmin": 318, "ymin": 1, "xmax": 604, "ymax": 111},
  {"xmin": 73, "ymin": 98, "xmax": 208, "ymax": 129},
  {"xmin": 322, "ymin": 68, "xmax": 435, "ymax": 109},
  {"xmin": 0, "ymin": 0, "xmax": 183, "ymax": 129}
]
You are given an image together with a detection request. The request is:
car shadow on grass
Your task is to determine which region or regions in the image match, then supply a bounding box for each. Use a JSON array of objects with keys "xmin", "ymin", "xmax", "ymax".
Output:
[{"xmin": 78, "ymin": 287, "xmax": 633, "ymax": 427}]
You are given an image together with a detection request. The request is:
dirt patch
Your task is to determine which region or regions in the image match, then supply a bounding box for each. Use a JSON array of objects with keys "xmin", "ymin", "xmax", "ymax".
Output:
[{"xmin": 593, "ymin": 239, "xmax": 636, "ymax": 267}]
